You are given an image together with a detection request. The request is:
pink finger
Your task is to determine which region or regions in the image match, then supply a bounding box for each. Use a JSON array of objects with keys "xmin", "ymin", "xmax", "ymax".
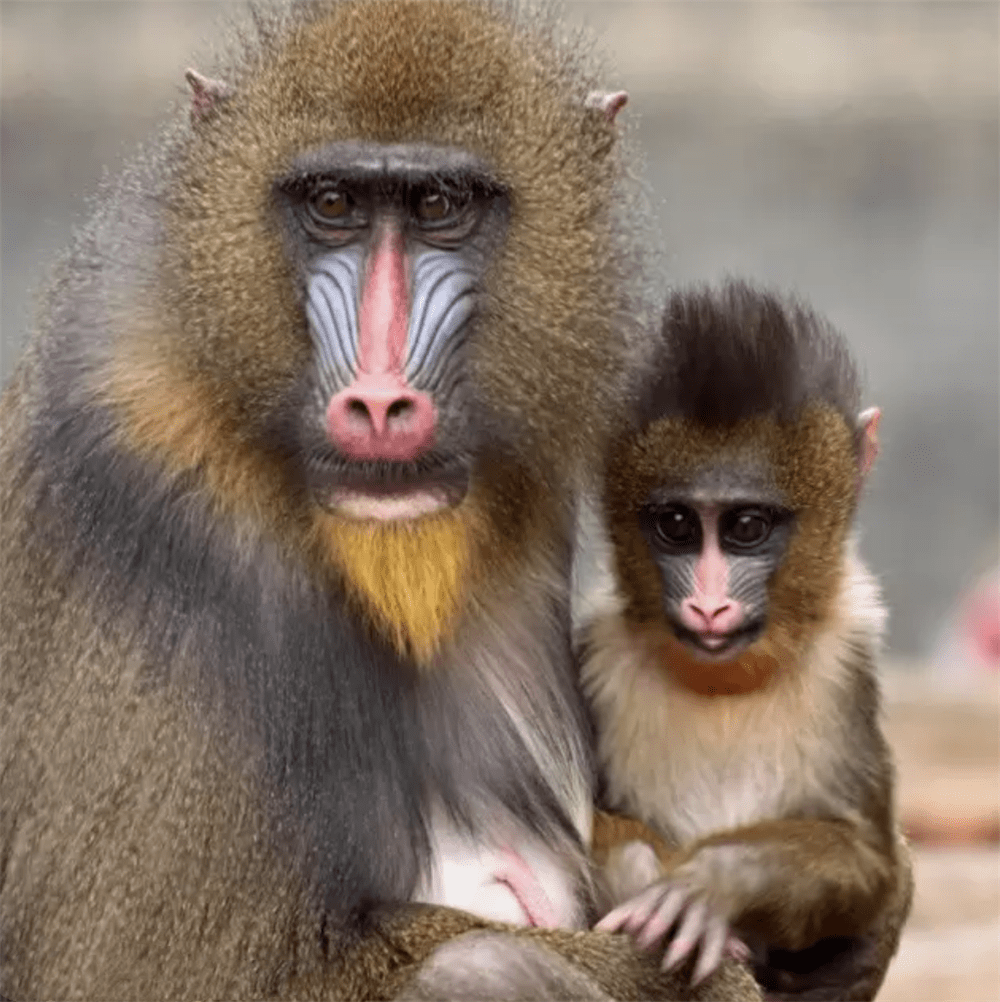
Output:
[
  {"xmin": 636, "ymin": 886, "xmax": 688, "ymax": 950},
  {"xmin": 725, "ymin": 935, "xmax": 752, "ymax": 965},
  {"xmin": 691, "ymin": 915, "xmax": 728, "ymax": 985},
  {"xmin": 595, "ymin": 906, "xmax": 630, "ymax": 933},
  {"xmin": 662, "ymin": 899, "xmax": 707, "ymax": 971},
  {"xmin": 596, "ymin": 881, "xmax": 669, "ymax": 933},
  {"xmin": 622, "ymin": 884, "xmax": 673, "ymax": 934}
]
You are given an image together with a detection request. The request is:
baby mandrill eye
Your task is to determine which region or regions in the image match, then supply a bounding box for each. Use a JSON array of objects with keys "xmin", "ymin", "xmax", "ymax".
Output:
[
  {"xmin": 722, "ymin": 508, "xmax": 772, "ymax": 548},
  {"xmin": 653, "ymin": 505, "xmax": 700, "ymax": 549}
]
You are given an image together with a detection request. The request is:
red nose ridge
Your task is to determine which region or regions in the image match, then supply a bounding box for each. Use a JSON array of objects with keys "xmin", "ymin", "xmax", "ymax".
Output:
[
  {"xmin": 679, "ymin": 598, "xmax": 744, "ymax": 637},
  {"xmin": 326, "ymin": 372, "xmax": 436, "ymax": 462}
]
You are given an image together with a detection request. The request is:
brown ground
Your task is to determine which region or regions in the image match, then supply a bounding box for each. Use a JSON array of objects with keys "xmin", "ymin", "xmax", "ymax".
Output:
[{"xmin": 878, "ymin": 669, "xmax": 999, "ymax": 1001}]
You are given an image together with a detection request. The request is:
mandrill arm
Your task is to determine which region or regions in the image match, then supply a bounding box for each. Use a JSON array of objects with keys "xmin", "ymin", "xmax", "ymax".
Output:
[{"xmin": 594, "ymin": 812, "xmax": 912, "ymax": 999}]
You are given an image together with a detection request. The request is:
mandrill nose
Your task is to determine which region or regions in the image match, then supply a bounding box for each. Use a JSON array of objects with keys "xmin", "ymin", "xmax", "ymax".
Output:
[
  {"xmin": 326, "ymin": 373, "xmax": 436, "ymax": 462},
  {"xmin": 679, "ymin": 597, "xmax": 743, "ymax": 636}
]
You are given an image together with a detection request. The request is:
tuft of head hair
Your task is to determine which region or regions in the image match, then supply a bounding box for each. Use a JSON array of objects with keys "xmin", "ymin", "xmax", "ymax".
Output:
[{"xmin": 636, "ymin": 280, "xmax": 862, "ymax": 431}]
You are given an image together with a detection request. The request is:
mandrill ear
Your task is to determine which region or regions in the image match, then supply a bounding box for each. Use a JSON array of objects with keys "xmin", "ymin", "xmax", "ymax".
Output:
[
  {"xmin": 185, "ymin": 68, "xmax": 233, "ymax": 125},
  {"xmin": 857, "ymin": 406, "xmax": 882, "ymax": 481},
  {"xmin": 584, "ymin": 90, "xmax": 629, "ymax": 125}
]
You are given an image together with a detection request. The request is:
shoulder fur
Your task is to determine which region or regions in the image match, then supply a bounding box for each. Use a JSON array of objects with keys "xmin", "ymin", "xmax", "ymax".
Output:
[{"xmin": 571, "ymin": 490, "xmax": 625, "ymax": 640}]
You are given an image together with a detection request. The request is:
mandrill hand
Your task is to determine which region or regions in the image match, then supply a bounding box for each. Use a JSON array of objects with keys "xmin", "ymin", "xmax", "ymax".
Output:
[{"xmin": 596, "ymin": 850, "xmax": 752, "ymax": 985}]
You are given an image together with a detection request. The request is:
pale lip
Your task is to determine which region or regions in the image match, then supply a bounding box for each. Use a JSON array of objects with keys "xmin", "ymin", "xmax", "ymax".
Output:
[
  {"xmin": 677, "ymin": 626, "xmax": 759, "ymax": 663},
  {"xmin": 697, "ymin": 634, "xmax": 730, "ymax": 650},
  {"xmin": 310, "ymin": 461, "xmax": 470, "ymax": 521},
  {"xmin": 324, "ymin": 486, "xmax": 456, "ymax": 522}
]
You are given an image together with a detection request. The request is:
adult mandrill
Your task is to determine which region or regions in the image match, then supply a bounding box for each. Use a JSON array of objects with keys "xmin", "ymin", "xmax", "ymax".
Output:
[{"xmin": 0, "ymin": 2, "xmax": 761, "ymax": 1000}]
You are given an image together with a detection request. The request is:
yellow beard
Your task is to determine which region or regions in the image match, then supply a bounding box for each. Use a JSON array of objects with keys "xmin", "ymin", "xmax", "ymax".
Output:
[{"xmin": 318, "ymin": 510, "xmax": 475, "ymax": 666}]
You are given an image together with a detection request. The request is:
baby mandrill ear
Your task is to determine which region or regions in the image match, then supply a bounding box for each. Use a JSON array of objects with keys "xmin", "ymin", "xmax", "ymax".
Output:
[
  {"xmin": 584, "ymin": 90, "xmax": 629, "ymax": 125},
  {"xmin": 857, "ymin": 406, "xmax": 882, "ymax": 480}
]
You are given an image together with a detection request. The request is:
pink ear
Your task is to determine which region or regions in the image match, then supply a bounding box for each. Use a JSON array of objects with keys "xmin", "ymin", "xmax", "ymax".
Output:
[
  {"xmin": 584, "ymin": 90, "xmax": 629, "ymax": 124},
  {"xmin": 858, "ymin": 407, "xmax": 881, "ymax": 479},
  {"xmin": 185, "ymin": 68, "xmax": 232, "ymax": 125}
]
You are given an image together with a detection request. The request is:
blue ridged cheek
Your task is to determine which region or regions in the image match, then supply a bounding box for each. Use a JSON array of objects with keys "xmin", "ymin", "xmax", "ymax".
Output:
[
  {"xmin": 305, "ymin": 246, "xmax": 478, "ymax": 397},
  {"xmin": 305, "ymin": 247, "xmax": 364, "ymax": 396},
  {"xmin": 405, "ymin": 250, "xmax": 478, "ymax": 393}
]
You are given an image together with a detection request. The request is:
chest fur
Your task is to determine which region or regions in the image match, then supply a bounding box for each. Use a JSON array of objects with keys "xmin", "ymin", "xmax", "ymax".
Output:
[
  {"xmin": 581, "ymin": 615, "xmax": 847, "ymax": 845},
  {"xmin": 410, "ymin": 558, "xmax": 595, "ymax": 926}
]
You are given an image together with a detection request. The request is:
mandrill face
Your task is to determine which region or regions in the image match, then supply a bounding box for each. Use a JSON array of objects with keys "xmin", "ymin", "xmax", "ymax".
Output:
[
  {"xmin": 98, "ymin": 1, "xmax": 635, "ymax": 661},
  {"xmin": 125, "ymin": 1, "xmax": 632, "ymax": 538},
  {"xmin": 636, "ymin": 468, "xmax": 796, "ymax": 663},
  {"xmin": 273, "ymin": 141, "xmax": 511, "ymax": 523}
]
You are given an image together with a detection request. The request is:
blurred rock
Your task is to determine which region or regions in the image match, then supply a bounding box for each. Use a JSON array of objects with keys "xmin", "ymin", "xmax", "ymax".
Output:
[
  {"xmin": 883, "ymin": 665, "xmax": 999, "ymax": 846},
  {"xmin": 877, "ymin": 669, "xmax": 1000, "ymax": 1001}
]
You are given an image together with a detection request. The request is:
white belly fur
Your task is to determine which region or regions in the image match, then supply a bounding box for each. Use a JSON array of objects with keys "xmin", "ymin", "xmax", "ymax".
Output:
[{"xmin": 413, "ymin": 817, "xmax": 589, "ymax": 929}]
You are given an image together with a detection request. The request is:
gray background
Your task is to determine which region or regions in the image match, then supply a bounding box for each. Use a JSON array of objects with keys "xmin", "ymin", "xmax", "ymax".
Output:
[{"xmin": 2, "ymin": 1, "xmax": 997, "ymax": 657}]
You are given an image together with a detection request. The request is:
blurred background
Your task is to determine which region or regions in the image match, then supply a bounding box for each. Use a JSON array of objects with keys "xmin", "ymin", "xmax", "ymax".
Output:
[{"xmin": 1, "ymin": 3, "xmax": 997, "ymax": 999}]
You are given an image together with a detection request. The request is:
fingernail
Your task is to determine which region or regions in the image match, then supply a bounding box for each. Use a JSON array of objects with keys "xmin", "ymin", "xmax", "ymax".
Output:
[{"xmin": 662, "ymin": 939, "xmax": 690, "ymax": 971}]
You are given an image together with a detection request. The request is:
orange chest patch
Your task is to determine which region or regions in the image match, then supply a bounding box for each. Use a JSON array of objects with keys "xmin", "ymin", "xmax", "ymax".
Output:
[{"xmin": 650, "ymin": 631, "xmax": 780, "ymax": 697}]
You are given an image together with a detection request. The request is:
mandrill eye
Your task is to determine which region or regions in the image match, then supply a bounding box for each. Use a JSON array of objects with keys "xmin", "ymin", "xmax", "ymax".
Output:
[
  {"xmin": 410, "ymin": 185, "xmax": 478, "ymax": 244},
  {"xmin": 651, "ymin": 505, "xmax": 701, "ymax": 550},
  {"xmin": 310, "ymin": 187, "xmax": 351, "ymax": 220},
  {"xmin": 722, "ymin": 507, "xmax": 772, "ymax": 549},
  {"xmin": 301, "ymin": 184, "xmax": 367, "ymax": 242},
  {"xmin": 416, "ymin": 191, "xmax": 451, "ymax": 222}
]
